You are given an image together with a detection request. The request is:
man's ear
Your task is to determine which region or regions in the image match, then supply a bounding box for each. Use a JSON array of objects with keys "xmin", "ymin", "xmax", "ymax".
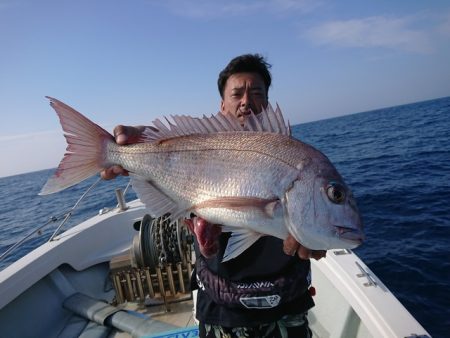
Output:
[{"xmin": 220, "ymin": 99, "xmax": 225, "ymax": 113}]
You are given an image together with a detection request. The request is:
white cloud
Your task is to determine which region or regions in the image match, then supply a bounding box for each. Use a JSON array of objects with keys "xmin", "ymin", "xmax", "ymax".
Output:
[
  {"xmin": 0, "ymin": 0, "xmax": 21, "ymax": 10},
  {"xmin": 0, "ymin": 131, "xmax": 66, "ymax": 178},
  {"xmin": 0, "ymin": 130, "xmax": 60, "ymax": 142},
  {"xmin": 305, "ymin": 15, "xmax": 433, "ymax": 54},
  {"xmin": 437, "ymin": 12, "xmax": 450, "ymax": 36},
  {"xmin": 149, "ymin": 0, "xmax": 318, "ymax": 19}
]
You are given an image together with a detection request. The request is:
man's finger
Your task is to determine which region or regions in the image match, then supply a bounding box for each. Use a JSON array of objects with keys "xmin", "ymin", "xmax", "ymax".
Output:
[
  {"xmin": 297, "ymin": 245, "xmax": 312, "ymax": 260},
  {"xmin": 100, "ymin": 165, "xmax": 128, "ymax": 180},
  {"xmin": 297, "ymin": 246, "xmax": 327, "ymax": 261},
  {"xmin": 311, "ymin": 250, "xmax": 327, "ymax": 261},
  {"xmin": 283, "ymin": 234, "xmax": 300, "ymax": 256},
  {"xmin": 183, "ymin": 218, "xmax": 195, "ymax": 233},
  {"xmin": 113, "ymin": 125, "xmax": 145, "ymax": 145}
]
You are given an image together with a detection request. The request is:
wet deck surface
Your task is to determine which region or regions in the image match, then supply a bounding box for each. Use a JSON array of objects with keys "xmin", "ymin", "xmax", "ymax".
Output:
[
  {"xmin": 112, "ymin": 296, "xmax": 197, "ymax": 337},
  {"xmin": 133, "ymin": 297, "xmax": 196, "ymax": 327}
]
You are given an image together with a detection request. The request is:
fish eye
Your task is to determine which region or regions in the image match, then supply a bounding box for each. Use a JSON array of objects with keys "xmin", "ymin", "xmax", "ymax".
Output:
[{"xmin": 326, "ymin": 182, "xmax": 346, "ymax": 204}]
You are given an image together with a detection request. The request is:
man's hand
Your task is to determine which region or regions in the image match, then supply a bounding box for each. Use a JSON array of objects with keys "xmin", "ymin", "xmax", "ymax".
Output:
[
  {"xmin": 283, "ymin": 234, "xmax": 327, "ymax": 261},
  {"xmin": 100, "ymin": 125, "xmax": 146, "ymax": 180},
  {"xmin": 185, "ymin": 216, "xmax": 326, "ymax": 261},
  {"xmin": 184, "ymin": 217, "xmax": 222, "ymax": 258}
]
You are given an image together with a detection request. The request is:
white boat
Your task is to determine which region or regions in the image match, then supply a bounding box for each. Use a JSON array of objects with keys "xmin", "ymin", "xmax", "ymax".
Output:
[{"xmin": 0, "ymin": 185, "xmax": 431, "ymax": 338}]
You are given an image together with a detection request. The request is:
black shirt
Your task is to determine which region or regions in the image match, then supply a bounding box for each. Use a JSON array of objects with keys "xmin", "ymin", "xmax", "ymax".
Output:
[{"xmin": 192, "ymin": 233, "xmax": 314, "ymax": 327}]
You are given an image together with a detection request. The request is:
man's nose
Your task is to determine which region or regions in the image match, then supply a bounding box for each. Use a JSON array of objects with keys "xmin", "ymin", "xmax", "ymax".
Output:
[{"xmin": 240, "ymin": 92, "xmax": 251, "ymax": 108}]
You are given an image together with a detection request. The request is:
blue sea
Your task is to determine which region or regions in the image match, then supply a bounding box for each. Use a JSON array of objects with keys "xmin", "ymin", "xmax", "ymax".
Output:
[{"xmin": 1, "ymin": 97, "xmax": 449, "ymax": 337}]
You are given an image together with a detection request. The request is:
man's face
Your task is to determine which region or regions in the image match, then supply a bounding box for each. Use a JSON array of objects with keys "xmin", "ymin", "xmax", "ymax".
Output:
[{"xmin": 220, "ymin": 72, "xmax": 268, "ymax": 124}]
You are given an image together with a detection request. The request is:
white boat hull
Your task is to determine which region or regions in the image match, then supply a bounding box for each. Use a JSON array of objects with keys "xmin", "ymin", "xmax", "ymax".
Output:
[{"xmin": 0, "ymin": 199, "xmax": 430, "ymax": 338}]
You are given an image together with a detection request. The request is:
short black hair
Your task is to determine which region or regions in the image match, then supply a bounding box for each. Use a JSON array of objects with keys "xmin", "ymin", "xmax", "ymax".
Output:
[{"xmin": 218, "ymin": 54, "xmax": 272, "ymax": 98}]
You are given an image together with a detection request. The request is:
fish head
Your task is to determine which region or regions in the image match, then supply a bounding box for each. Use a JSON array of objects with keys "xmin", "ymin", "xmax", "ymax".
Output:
[{"xmin": 284, "ymin": 159, "xmax": 364, "ymax": 250}]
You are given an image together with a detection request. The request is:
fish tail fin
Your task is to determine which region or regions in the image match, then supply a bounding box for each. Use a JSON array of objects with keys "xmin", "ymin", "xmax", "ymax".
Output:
[{"xmin": 39, "ymin": 97, "xmax": 114, "ymax": 195}]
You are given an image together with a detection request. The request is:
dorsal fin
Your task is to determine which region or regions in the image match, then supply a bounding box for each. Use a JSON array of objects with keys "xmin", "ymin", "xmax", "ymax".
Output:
[{"xmin": 141, "ymin": 103, "xmax": 291, "ymax": 142}]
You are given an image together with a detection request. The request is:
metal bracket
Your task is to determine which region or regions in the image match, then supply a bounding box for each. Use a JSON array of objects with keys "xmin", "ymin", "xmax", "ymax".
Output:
[
  {"xmin": 333, "ymin": 249, "xmax": 352, "ymax": 255},
  {"xmin": 355, "ymin": 261, "xmax": 378, "ymax": 287}
]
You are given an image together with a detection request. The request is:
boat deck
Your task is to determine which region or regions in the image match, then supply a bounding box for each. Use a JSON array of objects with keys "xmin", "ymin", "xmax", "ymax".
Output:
[{"xmin": 111, "ymin": 296, "xmax": 198, "ymax": 337}]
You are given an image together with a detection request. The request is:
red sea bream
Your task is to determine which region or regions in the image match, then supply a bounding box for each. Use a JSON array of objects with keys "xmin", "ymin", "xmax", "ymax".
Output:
[{"xmin": 40, "ymin": 97, "xmax": 364, "ymax": 261}]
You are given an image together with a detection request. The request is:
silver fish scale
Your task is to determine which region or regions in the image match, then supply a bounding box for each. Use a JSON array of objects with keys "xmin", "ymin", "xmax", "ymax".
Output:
[
  {"xmin": 105, "ymin": 132, "xmax": 315, "ymax": 206},
  {"xmin": 41, "ymin": 97, "xmax": 363, "ymax": 256}
]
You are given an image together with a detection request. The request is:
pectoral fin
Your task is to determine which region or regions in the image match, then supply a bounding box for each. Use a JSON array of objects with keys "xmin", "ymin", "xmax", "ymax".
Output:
[
  {"xmin": 222, "ymin": 229, "xmax": 265, "ymax": 262},
  {"xmin": 130, "ymin": 174, "xmax": 188, "ymax": 220},
  {"xmin": 193, "ymin": 197, "xmax": 281, "ymax": 219}
]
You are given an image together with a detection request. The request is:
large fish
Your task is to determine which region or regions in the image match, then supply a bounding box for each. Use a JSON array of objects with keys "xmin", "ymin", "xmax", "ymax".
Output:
[{"xmin": 41, "ymin": 97, "xmax": 364, "ymax": 261}]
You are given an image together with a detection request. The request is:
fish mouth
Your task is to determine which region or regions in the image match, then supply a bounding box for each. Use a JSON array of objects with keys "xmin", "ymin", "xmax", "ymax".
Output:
[{"xmin": 335, "ymin": 225, "xmax": 365, "ymax": 245}]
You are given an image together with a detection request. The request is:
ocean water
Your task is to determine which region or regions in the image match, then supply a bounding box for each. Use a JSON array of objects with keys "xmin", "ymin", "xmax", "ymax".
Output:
[{"xmin": 1, "ymin": 97, "xmax": 449, "ymax": 337}]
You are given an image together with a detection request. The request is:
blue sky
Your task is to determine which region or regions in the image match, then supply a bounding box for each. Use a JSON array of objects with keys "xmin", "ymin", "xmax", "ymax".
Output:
[{"xmin": 1, "ymin": 0, "xmax": 449, "ymax": 177}]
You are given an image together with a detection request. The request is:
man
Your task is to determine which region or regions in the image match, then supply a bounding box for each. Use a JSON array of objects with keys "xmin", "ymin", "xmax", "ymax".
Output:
[{"xmin": 102, "ymin": 54, "xmax": 325, "ymax": 337}]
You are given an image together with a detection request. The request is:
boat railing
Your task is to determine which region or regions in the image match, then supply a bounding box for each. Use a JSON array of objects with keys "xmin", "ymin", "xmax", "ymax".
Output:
[
  {"xmin": 0, "ymin": 177, "xmax": 133, "ymax": 263},
  {"xmin": 47, "ymin": 177, "xmax": 103, "ymax": 241}
]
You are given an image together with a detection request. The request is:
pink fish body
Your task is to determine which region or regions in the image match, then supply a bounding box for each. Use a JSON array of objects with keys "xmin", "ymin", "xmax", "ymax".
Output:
[{"xmin": 41, "ymin": 97, "xmax": 364, "ymax": 260}]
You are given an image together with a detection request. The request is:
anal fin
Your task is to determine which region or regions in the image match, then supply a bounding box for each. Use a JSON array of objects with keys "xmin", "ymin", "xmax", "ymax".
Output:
[{"xmin": 222, "ymin": 228, "xmax": 264, "ymax": 262}]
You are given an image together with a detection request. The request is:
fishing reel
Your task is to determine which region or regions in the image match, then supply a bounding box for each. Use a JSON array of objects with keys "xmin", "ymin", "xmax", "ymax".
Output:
[
  {"xmin": 110, "ymin": 214, "xmax": 195, "ymax": 307},
  {"xmin": 131, "ymin": 214, "xmax": 194, "ymax": 270}
]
